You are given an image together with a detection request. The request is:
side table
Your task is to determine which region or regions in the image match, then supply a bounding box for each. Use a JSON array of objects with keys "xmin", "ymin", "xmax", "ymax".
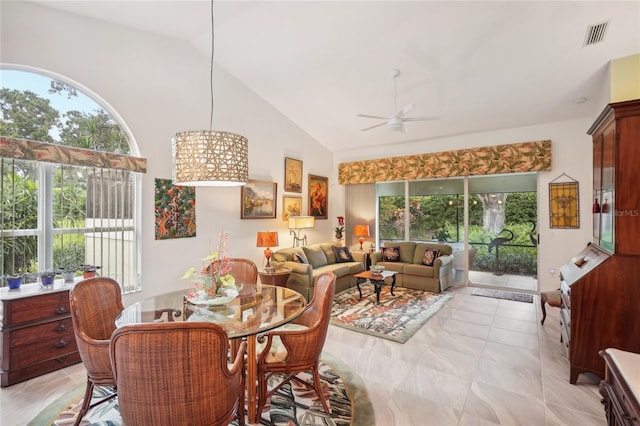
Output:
[{"xmin": 258, "ymin": 268, "xmax": 292, "ymax": 287}]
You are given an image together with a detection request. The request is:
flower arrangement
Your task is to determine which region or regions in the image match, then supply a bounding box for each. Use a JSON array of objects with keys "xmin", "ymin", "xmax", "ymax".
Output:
[
  {"xmin": 335, "ymin": 216, "xmax": 345, "ymax": 233},
  {"xmin": 183, "ymin": 230, "xmax": 236, "ymax": 299}
]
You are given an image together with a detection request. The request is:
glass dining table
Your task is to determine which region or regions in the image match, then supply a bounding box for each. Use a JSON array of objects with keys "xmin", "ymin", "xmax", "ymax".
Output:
[{"xmin": 115, "ymin": 283, "xmax": 307, "ymax": 423}]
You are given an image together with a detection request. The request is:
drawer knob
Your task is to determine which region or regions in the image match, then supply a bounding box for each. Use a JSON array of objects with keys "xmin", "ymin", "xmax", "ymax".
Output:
[
  {"xmin": 55, "ymin": 322, "xmax": 68, "ymax": 332},
  {"xmin": 55, "ymin": 305, "xmax": 67, "ymax": 314},
  {"xmin": 54, "ymin": 339, "xmax": 70, "ymax": 348}
]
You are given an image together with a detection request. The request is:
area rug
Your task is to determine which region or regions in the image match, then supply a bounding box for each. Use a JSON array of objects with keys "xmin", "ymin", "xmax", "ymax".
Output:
[
  {"xmin": 29, "ymin": 353, "xmax": 374, "ymax": 426},
  {"xmin": 471, "ymin": 288, "xmax": 534, "ymax": 303},
  {"xmin": 330, "ymin": 285, "xmax": 453, "ymax": 344}
]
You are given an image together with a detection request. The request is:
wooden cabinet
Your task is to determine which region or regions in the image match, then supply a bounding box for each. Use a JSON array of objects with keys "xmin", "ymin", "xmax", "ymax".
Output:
[
  {"xmin": 1, "ymin": 283, "xmax": 81, "ymax": 387},
  {"xmin": 599, "ymin": 349, "xmax": 640, "ymax": 425},
  {"xmin": 558, "ymin": 99, "xmax": 640, "ymax": 385},
  {"xmin": 588, "ymin": 99, "xmax": 640, "ymax": 255}
]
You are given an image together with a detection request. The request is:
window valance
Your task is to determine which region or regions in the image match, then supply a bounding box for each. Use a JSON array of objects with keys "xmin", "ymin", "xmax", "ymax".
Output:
[
  {"xmin": 338, "ymin": 140, "xmax": 551, "ymax": 185},
  {"xmin": 0, "ymin": 136, "xmax": 147, "ymax": 173}
]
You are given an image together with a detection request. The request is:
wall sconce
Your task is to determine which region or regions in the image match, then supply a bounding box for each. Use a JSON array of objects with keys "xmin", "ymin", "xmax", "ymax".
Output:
[
  {"xmin": 353, "ymin": 225, "xmax": 370, "ymax": 251},
  {"xmin": 288, "ymin": 216, "xmax": 315, "ymax": 247},
  {"xmin": 256, "ymin": 231, "xmax": 279, "ymax": 267}
]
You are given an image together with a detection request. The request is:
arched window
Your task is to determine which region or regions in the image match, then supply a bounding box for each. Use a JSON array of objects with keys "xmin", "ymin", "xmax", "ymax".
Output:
[{"xmin": 1, "ymin": 68, "xmax": 144, "ymax": 292}]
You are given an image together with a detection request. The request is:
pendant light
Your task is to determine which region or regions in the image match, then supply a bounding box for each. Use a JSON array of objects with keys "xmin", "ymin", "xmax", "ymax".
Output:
[{"xmin": 172, "ymin": 0, "xmax": 248, "ymax": 187}]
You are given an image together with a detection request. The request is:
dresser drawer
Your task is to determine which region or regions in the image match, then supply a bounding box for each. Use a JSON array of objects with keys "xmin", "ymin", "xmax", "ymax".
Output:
[
  {"xmin": 3, "ymin": 292, "xmax": 70, "ymax": 326},
  {"xmin": 3, "ymin": 329, "xmax": 77, "ymax": 370},
  {"xmin": 8, "ymin": 318, "xmax": 74, "ymax": 347},
  {"xmin": 1, "ymin": 351, "xmax": 81, "ymax": 387}
]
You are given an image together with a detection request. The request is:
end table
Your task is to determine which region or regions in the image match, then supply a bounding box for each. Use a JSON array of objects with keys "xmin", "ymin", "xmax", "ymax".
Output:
[{"xmin": 258, "ymin": 268, "xmax": 292, "ymax": 287}]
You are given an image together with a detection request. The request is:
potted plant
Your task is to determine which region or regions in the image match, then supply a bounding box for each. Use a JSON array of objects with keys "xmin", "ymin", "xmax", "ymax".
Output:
[
  {"xmin": 78, "ymin": 264, "xmax": 100, "ymax": 278},
  {"xmin": 38, "ymin": 269, "xmax": 59, "ymax": 287},
  {"xmin": 5, "ymin": 273, "xmax": 24, "ymax": 290}
]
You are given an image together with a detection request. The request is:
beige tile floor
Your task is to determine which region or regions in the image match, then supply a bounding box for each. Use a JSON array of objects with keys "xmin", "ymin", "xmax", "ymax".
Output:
[{"xmin": 1, "ymin": 284, "xmax": 604, "ymax": 426}]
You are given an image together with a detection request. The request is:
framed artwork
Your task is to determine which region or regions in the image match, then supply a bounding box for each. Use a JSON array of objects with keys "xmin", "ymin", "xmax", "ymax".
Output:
[
  {"xmin": 154, "ymin": 178, "xmax": 196, "ymax": 240},
  {"xmin": 283, "ymin": 195, "xmax": 302, "ymax": 221},
  {"xmin": 308, "ymin": 174, "xmax": 328, "ymax": 219},
  {"xmin": 549, "ymin": 173, "xmax": 579, "ymax": 229},
  {"xmin": 284, "ymin": 157, "xmax": 303, "ymax": 193},
  {"xmin": 241, "ymin": 180, "xmax": 277, "ymax": 219}
]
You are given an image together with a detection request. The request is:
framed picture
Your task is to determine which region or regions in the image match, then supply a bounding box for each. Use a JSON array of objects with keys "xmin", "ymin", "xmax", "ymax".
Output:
[
  {"xmin": 282, "ymin": 195, "xmax": 302, "ymax": 221},
  {"xmin": 241, "ymin": 180, "xmax": 277, "ymax": 219},
  {"xmin": 284, "ymin": 157, "xmax": 303, "ymax": 193},
  {"xmin": 308, "ymin": 174, "xmax": 328, "ymax": 219}
]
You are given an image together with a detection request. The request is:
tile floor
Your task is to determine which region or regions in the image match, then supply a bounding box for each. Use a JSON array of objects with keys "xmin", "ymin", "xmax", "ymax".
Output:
[{"xmin": 1, "ymin": 284, "xmax": 604, "ymax": 425}]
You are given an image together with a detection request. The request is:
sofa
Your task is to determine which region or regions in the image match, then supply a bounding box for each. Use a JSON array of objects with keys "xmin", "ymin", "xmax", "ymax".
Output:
[
  {"xmin": 272, "ymin": 242, "xmax": 365, "ymax": 302},
  {"xmin": 370, "ymin": 241, "xmax": 454, "ymax": 293}
]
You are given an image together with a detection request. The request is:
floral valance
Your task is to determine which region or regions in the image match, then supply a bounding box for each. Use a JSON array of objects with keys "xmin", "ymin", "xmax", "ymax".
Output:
[
  {"xmin": 338, "ymin": 140, "xmax": 551, "ymax": 185},
  {"xmin": 0, "ymin": 136, "xmax": 147, "ymax": 173}
]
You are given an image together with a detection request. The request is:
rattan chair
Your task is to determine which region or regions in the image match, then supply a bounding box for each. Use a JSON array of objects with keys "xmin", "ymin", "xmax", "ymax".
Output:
[
  {"xmin": 110, "ymin": 322, "xmax": 246, "ymax": 426},
  {"xmin": 69, "ymin": 277, "xmax": 124, "ymax": 426},
  {"xmin": 207, "ymin": 257, "xmax": 258, "ymax": 284},
  {"xmin": 256, "ymin": 271, "xmax": 336, "ymax": 415}
]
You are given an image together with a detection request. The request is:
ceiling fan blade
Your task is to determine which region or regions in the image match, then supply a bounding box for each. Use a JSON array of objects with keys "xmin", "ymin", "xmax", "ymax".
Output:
[
  {"xmin": 397, "ymin": 104, "xmax": 414, "ymax": 117},
  {"xmin": 402, "ymin": 116, "xmax": 440, "ymax": 122},
  {"xmin": 360, "ymin": 122, "xmax": 387, "ymax": 131},
  {"xmin": 357, "ymin": 114, "xmax": 389, "ymax": 120}
]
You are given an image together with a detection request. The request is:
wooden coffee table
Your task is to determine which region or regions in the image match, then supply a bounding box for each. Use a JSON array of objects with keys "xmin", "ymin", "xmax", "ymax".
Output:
[{"xmin": 354, "ymin": 270, "xmax": 397, "ymax": 303}]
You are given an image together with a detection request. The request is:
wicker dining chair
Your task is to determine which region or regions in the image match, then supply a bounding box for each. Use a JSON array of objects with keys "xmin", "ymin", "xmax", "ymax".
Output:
[
  {"xmin": 69, "ymin": 277, "xmax": 124, "ymax": 426},
  {"xmin": 207, "ymin": 257, "xmax": 258, "ymax": 284},
  {"xmin": 110, "ymin": 322, "xmax": 247, "ymax": 426},
  {"xmin": 256, "ymin": 271, "xmax": 336, "ymax": 416}
]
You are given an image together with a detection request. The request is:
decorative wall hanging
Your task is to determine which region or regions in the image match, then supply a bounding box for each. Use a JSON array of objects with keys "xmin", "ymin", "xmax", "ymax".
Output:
[
  {"xmin": 241, "ymin": 180, "xmax": 277, "ymax": 219},
  {"xmin": 308, "ymin": 174, "xmax": 328, "ymax": 219},
  {"xmin": 549, "ymin": 172, "xmax": 580, "ymax": 229},
  {"xmin": 283, "ymin": 195, "xmax": 302, "ymax": 221},
  {"xmin": 154, "ymin": 178, "xmax": 196, "ymax": 240},
  {"xmin": 284, "ymin": 157, "xmax": 303, "ymax": 193}
]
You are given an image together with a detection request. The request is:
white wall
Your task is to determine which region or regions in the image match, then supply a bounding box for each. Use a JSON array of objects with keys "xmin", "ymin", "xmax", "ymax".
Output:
[
  {"xmin": 1, "ymin": 2, "xmax": 333, "ymax": 303},
  {"xmin": 334, "ymin": 117, "xmax": 596, "ymax": 292}
]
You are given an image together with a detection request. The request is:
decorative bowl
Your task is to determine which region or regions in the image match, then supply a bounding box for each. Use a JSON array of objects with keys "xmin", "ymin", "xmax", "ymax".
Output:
[{"xmin": 370, "ymin": 265, "xmax": 385, "ymax": 274}]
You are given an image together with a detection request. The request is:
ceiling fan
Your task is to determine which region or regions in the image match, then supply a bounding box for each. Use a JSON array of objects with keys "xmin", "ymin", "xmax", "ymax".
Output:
[{"xmin": 357, "ymin": 69, "xmax": 439, "ymax": 133}]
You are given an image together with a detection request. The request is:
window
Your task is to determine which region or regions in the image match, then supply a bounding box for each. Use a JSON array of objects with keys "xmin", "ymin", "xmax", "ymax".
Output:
[{"xmin": 1, "ymin": 69, "xmax": 142, "ymax": 292}]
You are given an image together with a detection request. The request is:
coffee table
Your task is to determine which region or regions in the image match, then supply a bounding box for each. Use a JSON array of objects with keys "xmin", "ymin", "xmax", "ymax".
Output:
[{"xmin": 354, "ymin": 270, "xmax": 397, "ymax": 303}]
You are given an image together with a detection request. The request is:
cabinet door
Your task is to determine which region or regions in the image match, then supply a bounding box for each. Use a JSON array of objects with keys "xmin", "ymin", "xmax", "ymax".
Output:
[
  {"xmin": 599, "ymin": 125, "xmax": 615, "ymax": 252},
  {"xmin": 592, "ymin": 135, "xmax": 602, "ymax": 244}
]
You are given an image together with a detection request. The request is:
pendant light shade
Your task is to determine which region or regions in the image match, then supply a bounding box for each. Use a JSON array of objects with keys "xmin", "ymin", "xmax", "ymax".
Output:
[{"xmin": 172, "ymin": 130, "xmax": 248, "ymax": 186}]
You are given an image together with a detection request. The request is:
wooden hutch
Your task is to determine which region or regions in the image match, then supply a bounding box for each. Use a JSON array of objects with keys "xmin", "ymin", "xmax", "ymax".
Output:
[{"xmin": 559, "ymin": 99, "xmax": 640, "ymax": 384}]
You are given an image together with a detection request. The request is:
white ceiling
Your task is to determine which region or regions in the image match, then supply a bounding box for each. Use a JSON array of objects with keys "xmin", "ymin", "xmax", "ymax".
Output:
[{"xmin": 30, "ymin": 1, "xmax": 640, "ymax": 153}]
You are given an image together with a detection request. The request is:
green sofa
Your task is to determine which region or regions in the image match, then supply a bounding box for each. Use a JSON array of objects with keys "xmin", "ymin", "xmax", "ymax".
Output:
[
  {"xmin": 272, "ymin": 242, "xmax": 365, "ymax": 302},
  {"xmin": 370, "ymin": 241, "xmax": 454, "ymax": 293}
]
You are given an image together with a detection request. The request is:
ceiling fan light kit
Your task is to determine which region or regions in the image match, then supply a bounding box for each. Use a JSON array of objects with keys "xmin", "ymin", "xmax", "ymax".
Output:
[{"xmin": 357, "ymin": 69, "xmax": 439, "ymax": 133}]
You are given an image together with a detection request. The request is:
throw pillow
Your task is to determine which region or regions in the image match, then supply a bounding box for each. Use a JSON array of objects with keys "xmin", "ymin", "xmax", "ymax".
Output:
[
  {"xmin": 332, "ymin": 246, "xmax": 354, "ymax": 263},
  {"xmin": 422, "ymin": 248, "xmax": 441, "ymax": 266},
  {"xmin": 302, "ymin": 245, "xmax": 328, "ymax": 268},
  {"xmin": 381, "ymin": 246, "xmax": 401, "ymax": 262},
  {"xmin": 294, "ymin": 253, "xmax": 308, "ymax": 264}
]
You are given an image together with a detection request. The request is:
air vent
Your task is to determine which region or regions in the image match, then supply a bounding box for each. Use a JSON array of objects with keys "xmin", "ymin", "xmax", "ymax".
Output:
[{"xmin": 584, "ymin": 21, "xmax": 609, "ymax": 46}]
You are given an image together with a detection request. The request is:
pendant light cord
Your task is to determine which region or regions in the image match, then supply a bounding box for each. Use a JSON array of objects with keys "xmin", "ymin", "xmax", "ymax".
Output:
[{"xmin": 209, "ymin": 0, "xmax": 215, "ymax": 131}]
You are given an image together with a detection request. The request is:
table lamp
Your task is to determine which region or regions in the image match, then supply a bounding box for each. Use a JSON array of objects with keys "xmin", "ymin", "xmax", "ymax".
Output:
[
  {"xmin": 288, "ymin": 216, "xmax": 315, "ymax": 247},
  {"xmin": 354, "ymin": 225, "xmax": 370, "ymax": 251},
  {"xmin": 256, "ymin": 231, "xmax": 279, "ymax": 267}
]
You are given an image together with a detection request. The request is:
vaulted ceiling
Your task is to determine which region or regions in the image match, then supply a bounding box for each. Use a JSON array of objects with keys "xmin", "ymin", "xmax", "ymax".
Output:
[{"xmin": 30, "ymin": 1, "xmax": 640, "ymax": 153}]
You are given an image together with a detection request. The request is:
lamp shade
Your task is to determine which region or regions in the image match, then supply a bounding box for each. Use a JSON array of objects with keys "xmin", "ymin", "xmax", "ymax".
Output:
[
  {"xmin": 354, "ymin": 225, "xmax": 370, "ymax": 237},
  {"xmin": 288, "ymin": 216, "xmax": 315, "ymax": 229},
  {"xmin": 172, "ymin": 130, "xmax": 248, "ymax": 186},
  {"xmin": 256, "ymin": 231, "xmax": 279, "ymax": 248}
]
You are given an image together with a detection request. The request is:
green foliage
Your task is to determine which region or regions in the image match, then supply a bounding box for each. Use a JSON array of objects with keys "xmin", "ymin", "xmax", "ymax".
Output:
[
  {"xmin": 1, "ymin": 173, "xmax": 38, "ymax": 274},
  {"xmin": 0, "ymin": 88, "xmax": 59, "ymax": 141}
]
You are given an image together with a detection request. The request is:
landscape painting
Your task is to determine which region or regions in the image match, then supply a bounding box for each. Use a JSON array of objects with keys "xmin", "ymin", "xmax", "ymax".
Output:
[{"xmin": 241, "ymin": 180, "xmax": 277, "ymax": 219}]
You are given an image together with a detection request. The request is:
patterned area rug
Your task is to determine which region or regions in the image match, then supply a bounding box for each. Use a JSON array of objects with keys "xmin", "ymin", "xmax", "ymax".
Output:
[
  {"xmin": 29, "ymin": 353, "xmax": 374, "ymax": 426},
  {"xmin": 330, "ymin": 285, "xmax": 453, "ymax": 344},
  {"xmin": 471, "ymin": 288, "xmax": 534, "ymax": 303}
]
